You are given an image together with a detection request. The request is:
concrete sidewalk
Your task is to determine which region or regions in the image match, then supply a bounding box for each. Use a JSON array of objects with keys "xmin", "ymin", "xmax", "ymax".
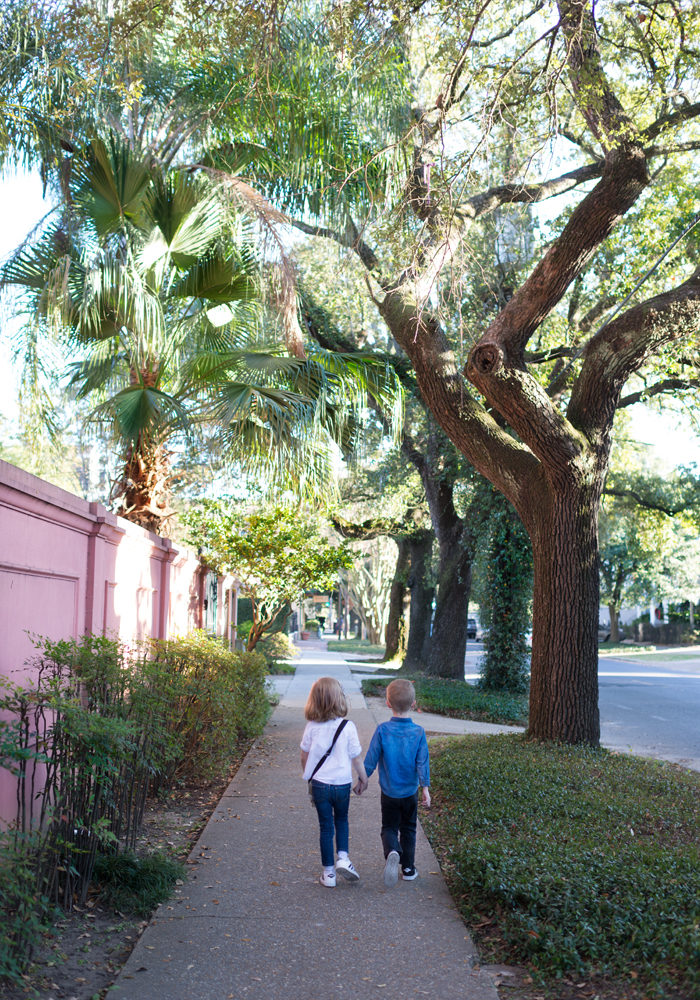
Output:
[{"xmin": 111, "ymin": 641, "xmax": 503, "ymax": 1000}]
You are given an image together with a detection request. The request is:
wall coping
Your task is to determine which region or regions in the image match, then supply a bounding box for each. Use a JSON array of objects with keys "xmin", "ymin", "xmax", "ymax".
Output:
[{"xmin": 0, "ymin": 459, "xmax": 198, "ymax": 559}]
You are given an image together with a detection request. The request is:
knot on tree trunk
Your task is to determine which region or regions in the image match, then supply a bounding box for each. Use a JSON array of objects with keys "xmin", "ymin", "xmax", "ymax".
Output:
[{"xmin": 467, "ymin": 342, "xmax": 504, "ymax": 376}]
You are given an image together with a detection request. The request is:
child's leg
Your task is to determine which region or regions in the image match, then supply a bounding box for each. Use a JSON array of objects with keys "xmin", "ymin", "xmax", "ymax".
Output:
[
  {"xmin": 311, "ymin": 781, "xmax": 336, "ymax": 868},
  {"xmin": 330, "ymin": 783, "xmax": 351, "ymax": 856},
  {"xmin": 380, "ymin": 792, "xmax": 401, "ymax": 858},
  {"xmin": 397, "ymin": 793, "xmax": 419, "ymax": 869}
]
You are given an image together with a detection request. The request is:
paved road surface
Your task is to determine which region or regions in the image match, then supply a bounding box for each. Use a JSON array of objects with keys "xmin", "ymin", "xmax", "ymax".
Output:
[
  {"xmin": 465, "ymin": 642, "xmax": 700, "ymax": 772},
  {"xmin": 598, "ymin": 649, "xmax": 700, "ymax": 771}
]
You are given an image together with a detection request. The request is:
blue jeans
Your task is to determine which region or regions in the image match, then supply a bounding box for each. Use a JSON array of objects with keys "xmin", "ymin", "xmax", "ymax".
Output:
[{"xmin": 311, "ymin": 780, "xmax": 351, "ymax": 867}]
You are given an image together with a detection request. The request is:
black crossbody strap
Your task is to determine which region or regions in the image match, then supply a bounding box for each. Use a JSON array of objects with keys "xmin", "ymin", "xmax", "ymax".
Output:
[{"xmin": 309, "ymin": 719, "xmax": 349, "ymax": 781}]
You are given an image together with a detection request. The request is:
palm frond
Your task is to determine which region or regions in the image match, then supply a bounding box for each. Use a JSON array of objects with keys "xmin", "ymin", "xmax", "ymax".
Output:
[
  {"xmin": 144, "ymin": 170, "xmax": 227, "ymax": 266},
  {"xmin": 73, "ymin": 136, "xmax": 153, "ymax": 234},
  {"xmin": 171, "ymin": 249, "xmax": 258, "ymax": 303},
  {"xmin": 212, "ymin": 382, "xmax": 316, "ymax": 432},
  {"xmin": 92, "ymin": 384, "xmax": 190, "ymax": 445}
]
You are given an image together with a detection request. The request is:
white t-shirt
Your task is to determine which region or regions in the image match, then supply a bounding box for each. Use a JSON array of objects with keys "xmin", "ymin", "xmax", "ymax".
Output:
[{"xmin": 300, "ymin": 718, "xmax": 362, "ymax": 784}]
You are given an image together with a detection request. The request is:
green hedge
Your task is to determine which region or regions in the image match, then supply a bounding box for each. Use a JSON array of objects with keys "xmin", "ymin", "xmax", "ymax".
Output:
[{"xmin": 424, "ymin": 735, "xmax": 700, "ymax": 998}]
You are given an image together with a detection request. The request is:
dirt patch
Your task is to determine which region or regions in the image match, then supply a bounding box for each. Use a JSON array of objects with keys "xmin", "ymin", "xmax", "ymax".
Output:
[{"xmin": 0, "ymin": 761, "xmax": 248, "ymax": 1000}]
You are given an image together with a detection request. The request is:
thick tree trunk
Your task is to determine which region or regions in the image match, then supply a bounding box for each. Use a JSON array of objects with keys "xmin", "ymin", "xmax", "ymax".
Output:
[
  {"xmin": 425, "ymin": 541, "xmax": 472, "ymax": 679},
  {"xmin": 404, "ymin": 530, "xmax": 434, "ymax": 671},
  {"xmin": 406, "ymin": 436, "xmax": 474, "ymax": 680},
  {"xmin": 384, "ymin": 536, "xmax": 410, "ymax": 661},
  {"xmin": 527, "ymin": 487, "xmax": 600, "ymax": 745},
  {"xmin": 422, "ymin": 485, "xmax": 472, "ymax": 680},
  {"xmin": 608, "ymin": 604, "xmax": 621, "ymax": 643}
]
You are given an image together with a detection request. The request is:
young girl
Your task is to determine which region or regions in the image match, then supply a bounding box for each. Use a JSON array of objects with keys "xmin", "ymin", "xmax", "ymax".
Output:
[{"xmin": 300, "ymin": 676, "xmax": 368, "ymax": 887}]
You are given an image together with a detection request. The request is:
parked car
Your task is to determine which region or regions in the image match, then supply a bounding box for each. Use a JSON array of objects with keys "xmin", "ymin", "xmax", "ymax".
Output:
[{"xmin": 467, "ymin": 617, "xmax": 478, "ymax": 639}]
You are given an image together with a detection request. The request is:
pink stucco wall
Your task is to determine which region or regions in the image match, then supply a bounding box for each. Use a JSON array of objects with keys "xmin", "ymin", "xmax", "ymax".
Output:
[{"xmin": 0, "ymin": 459, "xmax": 206, "ymax": 823}]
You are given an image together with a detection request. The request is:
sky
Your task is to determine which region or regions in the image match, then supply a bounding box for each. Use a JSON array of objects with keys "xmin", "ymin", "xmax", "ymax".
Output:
[{"xmin": 0, "ymin": 168, "xmax": 699, "ymax": 472}]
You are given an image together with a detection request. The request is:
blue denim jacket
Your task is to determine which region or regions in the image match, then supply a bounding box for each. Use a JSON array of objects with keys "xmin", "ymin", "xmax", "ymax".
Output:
[{"xmin": 364, "ymin": 717, "xmax": 430, "ymax": 798}]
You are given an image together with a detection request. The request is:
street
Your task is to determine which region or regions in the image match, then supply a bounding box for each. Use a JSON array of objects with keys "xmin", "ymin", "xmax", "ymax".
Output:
[
  {"xmin": 598, "ymin": 649, "xmax": 700, "ymax": 771},
  {"xmin": 465, "ymin": 644, "xmax": 700, "ymax": 772}
]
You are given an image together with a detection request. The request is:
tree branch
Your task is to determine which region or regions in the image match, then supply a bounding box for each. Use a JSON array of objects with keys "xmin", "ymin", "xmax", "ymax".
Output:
[
  {"xmin": 618, "ymin": 376, "xmax": 700, "ymax": 408},
  {"xmin": 288, "ymin": 218, "xmax": 383, "ymax": 280},
  {"xmin": 569, "ymin": 267, "xmax": 700, "ymax": 433},
  {"xmin": 602, "ymin": 487, "xmax": 692, "ymax": 518},
  {"xmin": 464, "ymin": 160, "xmax": 603, "ymax": 218},
  {"xmin": 645, "ymin": 100, "xmax": 700, "ymax": 141}
]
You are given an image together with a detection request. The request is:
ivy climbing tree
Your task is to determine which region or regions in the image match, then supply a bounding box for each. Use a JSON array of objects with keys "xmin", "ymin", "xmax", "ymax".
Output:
[{"xmin": 479, "ymin": 500, "xmax": 533, "ymax": 694}]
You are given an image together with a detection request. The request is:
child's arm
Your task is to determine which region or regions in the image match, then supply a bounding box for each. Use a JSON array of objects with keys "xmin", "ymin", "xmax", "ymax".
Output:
[
  {"xmin": 352, "ymin": 755, "xmax": 368, "ymax": 795},
  {"xmin": 417, "ymin": 729, "xmax": 430, "ymax": 807}
]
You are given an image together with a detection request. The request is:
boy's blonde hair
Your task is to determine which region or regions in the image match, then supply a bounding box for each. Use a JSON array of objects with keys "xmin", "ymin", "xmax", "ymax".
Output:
[
  {"xmin": 305, "ymin": 676, "xmax": 348, "ymax": 722},
  {"xmin": 387, "ymin": 678, "xmax": 415, "ymax": 713}
]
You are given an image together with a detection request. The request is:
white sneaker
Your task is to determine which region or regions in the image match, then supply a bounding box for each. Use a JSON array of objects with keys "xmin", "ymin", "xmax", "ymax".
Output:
[
  {"xmin": 319, "ymin": 870, "xmax": 336, "ymax": 887},
  {"xmin": 383, "ymin": 850, "xmax": 400, "ymax": 887},
  {"xmin": 336, "ymin": 857, "xmax": 360, "ymax": 881}
]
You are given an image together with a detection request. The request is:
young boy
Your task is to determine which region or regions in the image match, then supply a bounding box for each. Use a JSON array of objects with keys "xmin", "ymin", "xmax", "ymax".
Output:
[{"xmin": 356, "ymin": 678, "xmax": 431, "ymax": 887}]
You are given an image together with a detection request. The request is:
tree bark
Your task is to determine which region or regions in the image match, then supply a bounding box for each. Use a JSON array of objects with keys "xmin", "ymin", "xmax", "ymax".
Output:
[
  {"xmin": 425, "ymin": 542, "xmax": 472, "ymax": 679},
  {"xmin": 384, "ymin": 536, "xmax": 410, "ymax": 661},
  {"xmin": 608, "ymin": 604, "xmax": 620, "ymax": 644},
  {"xmin": 424, "ymin": 482, "xmax": 473, "ymax": 680},
  {"xmin": 527, "ymin": 483, "xmax": 601, "ymax": 745},
  {"xmin": 404, "ymin": 530, "xmax": 434, "ymax": 671}
]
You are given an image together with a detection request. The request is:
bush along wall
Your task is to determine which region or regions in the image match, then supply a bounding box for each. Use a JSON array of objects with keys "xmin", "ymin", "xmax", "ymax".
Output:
[{"xmin": 0, "ymin": 631, "xmax": 269, "ymax": 982}]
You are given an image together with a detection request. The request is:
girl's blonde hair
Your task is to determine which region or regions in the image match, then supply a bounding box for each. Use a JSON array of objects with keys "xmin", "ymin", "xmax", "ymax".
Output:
[{"xmin": 305, "ymin": 676, "xmax": 348, "ymax": 722}]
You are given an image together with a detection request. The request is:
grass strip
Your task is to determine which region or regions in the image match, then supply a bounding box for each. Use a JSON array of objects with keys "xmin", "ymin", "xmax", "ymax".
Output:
[
  {"xmin": 330, "ymin": 639, "xmax": 386, "ymax": 654},
  {"xmin": 361, "ymin": 675, "xmax": 528, "ymax": 726},
  {"xmin": 423, "ymin": 734, "xmax": 700, "ymax": 999}
]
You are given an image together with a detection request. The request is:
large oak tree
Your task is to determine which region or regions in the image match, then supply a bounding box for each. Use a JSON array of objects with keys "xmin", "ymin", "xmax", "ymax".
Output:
[
  {"xmin": 218, "ymin": 1, "xmax": 700, "ymax": 744},
  {"xmin": 370, "ymin": 0, "xmax": 700, "ymax": 743}
]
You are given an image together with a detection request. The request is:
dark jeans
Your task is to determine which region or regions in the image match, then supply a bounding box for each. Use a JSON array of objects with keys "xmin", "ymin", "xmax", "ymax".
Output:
[
  {"xmin": 311, "ymin": 780, "xmax": 351, "ymax": 867},
  {"xmin": 380, "ymin": 791, "xmax": 418, "ymax": 870}
]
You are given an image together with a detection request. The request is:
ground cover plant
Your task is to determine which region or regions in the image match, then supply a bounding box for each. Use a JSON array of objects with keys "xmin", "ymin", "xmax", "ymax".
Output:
[
  {"xmin": 424, "ymin": 735, "xmax": 700, "ymax": 999},
  {"xmin": 361, "ymin": 676, "xmax": 528, "ymax": 727},
  {"xmin": 92, "ymin": 850, "xmax": 186, "ymax": 918}
]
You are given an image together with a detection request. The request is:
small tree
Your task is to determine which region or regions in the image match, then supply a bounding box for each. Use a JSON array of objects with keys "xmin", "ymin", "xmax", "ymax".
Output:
[{"xmin": 183, "ymin": 501, "xmax": 352, "ymax": 650}]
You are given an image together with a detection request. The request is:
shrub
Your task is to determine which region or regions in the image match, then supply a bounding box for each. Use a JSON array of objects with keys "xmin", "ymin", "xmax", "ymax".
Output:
[
  {"xmin": 236, "ymin": 619, "xmax": 254, "ymax": 644},
  {"xmin": 145, "ymin": 631, "xmax": 270, "ymax": 788},
  {"xmin": 0, "ymin": 630, "xmax": 270, "ymax": 976},
  {"xmin": 424, "ymin": 735, "xmax": 700, "ymax": 998},
  {"xmin": 257, "ymin": 631, "xmax": 298, "ymax": 672},
  {"xmin": 93, "ymin": 849, "xmax": 185, "ymax": 917}
]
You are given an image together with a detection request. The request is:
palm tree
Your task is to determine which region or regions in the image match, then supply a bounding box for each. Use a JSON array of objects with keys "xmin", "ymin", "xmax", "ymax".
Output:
[
  {"xmin": 3, "ymin": 135, "xmax": 261, "ymax": 531},
  {"xmin": 3, "ymin": 134, "xmax": 403, "ymax": 527}
]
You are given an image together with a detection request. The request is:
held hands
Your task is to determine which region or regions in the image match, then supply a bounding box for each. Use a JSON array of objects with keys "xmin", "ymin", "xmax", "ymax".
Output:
[
  {"xmin": 353, "ymin": 778, "xmax": 369, "ymax": 796},
  {"xmin": 421, "ymin": 786, "xmax": 431, "ymax": 809}
]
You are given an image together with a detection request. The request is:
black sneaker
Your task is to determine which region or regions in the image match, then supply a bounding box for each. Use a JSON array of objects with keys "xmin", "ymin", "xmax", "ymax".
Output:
[{"xmin": 401, "ymin": 866, "xmax": 418, "ymax": 880}]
